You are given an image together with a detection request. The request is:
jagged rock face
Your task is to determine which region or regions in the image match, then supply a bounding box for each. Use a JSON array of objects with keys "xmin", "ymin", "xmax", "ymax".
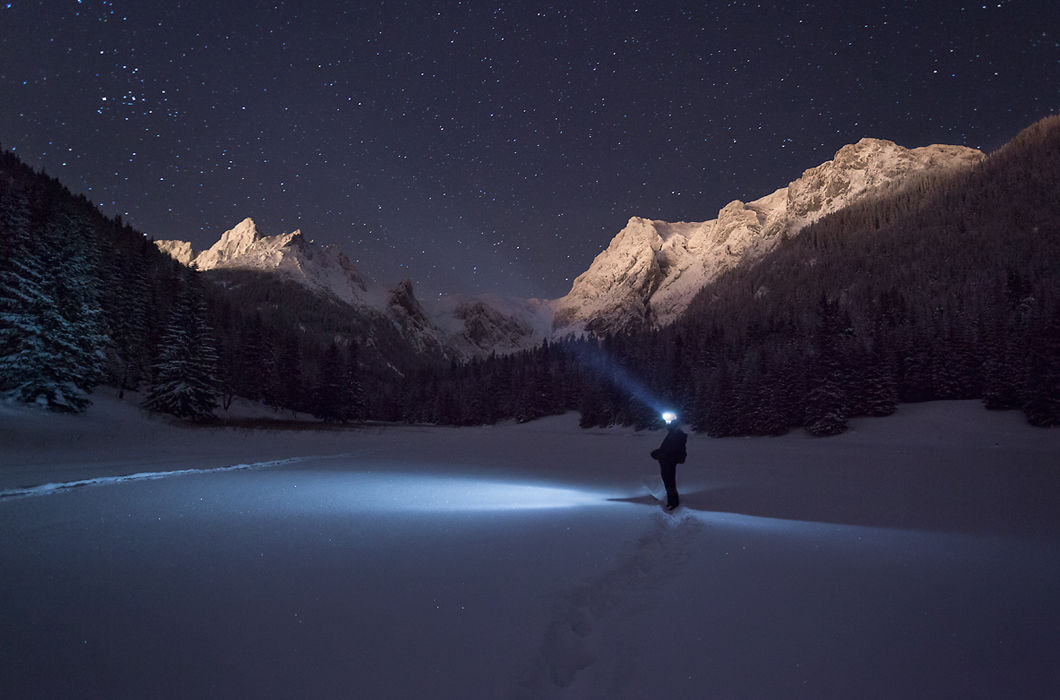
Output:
[
  {"xmin": 432, "ymin": 294, "xmax": 555, "ymax": 358},
  {"xmin": 388, "ymin": 278, "xmax": 429, "ymax": 327},
  {"xmin": 151, "ymin": 136, "xmax": 987, "ymax": 355},
  {"xmin": 384, "ymin": 278, "xmax": 453, "ymax": 355},
  {"xmin": 455, "ymin": 301, "xmax": 534, "ymax": 350},
  {"xmin": 155, "ymin": 218, "xmax": 368, "ymax": 305},
  {"xmin": 192, "ymin": 217, "xmax": 262, "ymax": 269},
  {"xmin": 553, "ymin": 138, "xmax": 985, "ymax": 336},
  {"xmin": 785, "ymin": 139, "xmax": 984, "ymax": 229},
  {"xmin": 154, "ymin": 239, "xmax": 195, "ymax": 267},
  {"xmin": 552, "ymin": 217, "xmax": 670, "ymax": 334},
  {"xmin": 154, "ymin": 218, "xmax": 553, "ymax": 360}
]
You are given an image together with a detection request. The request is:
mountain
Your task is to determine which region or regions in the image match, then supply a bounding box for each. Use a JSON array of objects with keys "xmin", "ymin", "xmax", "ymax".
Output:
[
  {"xmin": 551, "ymin": 138, "xmax": 985, "ymax": 336},
  {"xmin": 418, "ymin": 115, "xmax": 1060, "ymax": 431},
  {"xmin": 433, "ymin": 294, "xmax": 555, "ymax": 356},
  {"xmin": 155, "ymin": 218, "xmax": 549, "ymax": 359},
  {"xmin": 4, "ymin": 115, "xmax": 1056, "ymax": 428},
  {"xmin": 156, "ymin": 137, "xmax": 987, "ymax": 358},
  {"xmin": 156, "ymin": 218, "xmax": 372, "ymax": 307}
]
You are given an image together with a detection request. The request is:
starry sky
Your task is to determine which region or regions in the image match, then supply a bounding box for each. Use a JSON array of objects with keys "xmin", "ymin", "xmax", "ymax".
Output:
[{"xmin": 1, "ymin": 1, "xmax": 1057, "ymax": 299}]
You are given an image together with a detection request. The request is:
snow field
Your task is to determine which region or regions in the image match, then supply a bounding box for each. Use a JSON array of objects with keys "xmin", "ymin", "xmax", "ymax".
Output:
[{"xmin": 1, "ymin": 394, "xmax": 1058, "ymax": 698}]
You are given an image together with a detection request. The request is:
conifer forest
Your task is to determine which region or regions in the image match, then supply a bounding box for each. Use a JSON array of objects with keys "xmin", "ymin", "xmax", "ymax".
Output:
[{"xmin": 2, "ymin": 117, "xmax": 1059, "ymax": 434}]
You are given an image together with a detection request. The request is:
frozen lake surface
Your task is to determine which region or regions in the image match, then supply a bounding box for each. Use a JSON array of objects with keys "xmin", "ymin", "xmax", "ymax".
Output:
[{"xmin": 2, "ymin": 394, "xmax": 1059, "ymax": 698}]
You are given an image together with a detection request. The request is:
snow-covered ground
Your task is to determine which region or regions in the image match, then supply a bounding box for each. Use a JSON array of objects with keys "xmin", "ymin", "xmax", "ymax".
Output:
[{"xmin": 2, "ymin": 392, "xmax": 1058, "ymax": 698}]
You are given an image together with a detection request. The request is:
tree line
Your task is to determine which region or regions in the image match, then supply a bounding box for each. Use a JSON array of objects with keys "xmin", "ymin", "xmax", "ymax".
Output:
[
  {"xmin": 2, "ymin": 115, "xmax": 1058, "ymax": 433},
  {"xmin": 0, "ymin": 150, "xmax": 388, "ymax": 422},
  {"xmin": 410, "ymin": 116, "xmax": 1060, "ymax": 433}
]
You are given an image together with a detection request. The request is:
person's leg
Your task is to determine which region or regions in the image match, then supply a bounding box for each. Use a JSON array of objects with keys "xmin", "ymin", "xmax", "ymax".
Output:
[{"xmin": 660, "ymin": 460, "xmax": 679, "ymax": 508}]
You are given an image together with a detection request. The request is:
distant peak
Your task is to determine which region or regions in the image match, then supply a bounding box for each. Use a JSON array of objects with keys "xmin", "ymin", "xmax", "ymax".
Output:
[{"xmin": 225, "ymin": 217, "xmax": 260, "ymax": 240}]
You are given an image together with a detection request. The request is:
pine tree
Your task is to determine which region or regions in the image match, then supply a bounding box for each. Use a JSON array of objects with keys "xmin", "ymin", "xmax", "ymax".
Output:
[
  {"xmin": 803, "ymin": 295, "xmax": 850, "ymax": 436},
  {"xmin": 270, "ymin": 332, "xmax": 304, "ymax": 413},
  {"xmin": 1022, "ymin": 307, "xmax": 1060, "ymax": 426},
  {"xmin": 804, "ymin": 379, "xmax": 849, "ymax": 436},
  {"xmin": 699, "ymin": 359, "xmax": 738, "ymax": 437},
  {"xmin": 143, "ymin": 278, "xmax": 219, "ymax": 420},
  {"xmin": 0, "ymin": 199, "xmax": 105, "ymax": 411},
  {"xmin": 311, "ymin": 341, "xmax": 345, "ymax": 422},
  {"xmin": 105, "ymin": 252, "xmax": 152, "ymax": 398},
  {"xmin": 340, "ymin": 341, "xmax": 367, "ymax": 422},
  {"xmin": 231, "ymin": 312, "xmax": 270, "ymax": 403}
]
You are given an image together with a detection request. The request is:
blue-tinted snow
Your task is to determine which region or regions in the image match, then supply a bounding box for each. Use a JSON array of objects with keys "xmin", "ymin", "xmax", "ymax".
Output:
[{"xmin": 2, "ymin": 392, "xmax": 1059, "ymax": 698}]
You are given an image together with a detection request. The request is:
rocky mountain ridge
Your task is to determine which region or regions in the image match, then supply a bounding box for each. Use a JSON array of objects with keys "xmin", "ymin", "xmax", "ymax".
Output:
[
  {"xmin": 156, "ymin": 218, "xmax": 372, "ymax": 307},
  {"xmin": 551, "ymin": 138, "xmax": 985, "ymax": 335},
  {"xmin": 155, "ymin": 136, "xmax": 986, "ymax": 355},
  {"xmin": 155, "ymin": 219, "xmax": 548, "ymax": 359}
]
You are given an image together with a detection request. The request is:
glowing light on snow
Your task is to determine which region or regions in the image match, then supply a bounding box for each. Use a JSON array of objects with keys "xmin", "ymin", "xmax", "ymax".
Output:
[
  {"xmin": 332, "ymin": 474, "xmax": 608, "ymax": 513},
  {"xmin": 0, "ymin": 460, "xmax": 611, "ymax": 514},
  {"xmin": 661, "ymin": 411, "xmax": 677, "ymax": 424}
]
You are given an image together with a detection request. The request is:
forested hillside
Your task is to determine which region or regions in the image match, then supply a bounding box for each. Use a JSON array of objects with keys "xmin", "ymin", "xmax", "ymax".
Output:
[
  {"xmin": 3, "ymin": 116, "xmax": 1058, "ymax": 432},
  {"xmin": 418, "ymin": 116, "xmax": 1060, "ymax": 433},
  {"xmin": 1, "ymin": 149, "xmax": 181, "ymax": 412},
  {"xmin": 0, "ymin": 150, "xmax": 418, "ymax": 420},
  {"xmin": 674, "ymin": 114, "xmax": 1060, "ymax": 434}
]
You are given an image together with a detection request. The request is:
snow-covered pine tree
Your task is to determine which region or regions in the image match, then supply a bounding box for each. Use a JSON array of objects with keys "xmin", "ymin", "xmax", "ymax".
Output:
[
  {"xmin": 803, "ymin": 379, "xmax": 849, "ymax": 436},
  {"xmin": 143, "ymin": 276, "xmax": 219, "ymax": 420},
  {"xmin": 0, "ymin": 191, "xmax": 106, "ymax": 411},
  {"xmin": 103, "ymin": 250, "xmax": 152, "ymax": 398},
  {"xmin": 50, "ymin": 212, "xmax": 108, "ymax": 393}
]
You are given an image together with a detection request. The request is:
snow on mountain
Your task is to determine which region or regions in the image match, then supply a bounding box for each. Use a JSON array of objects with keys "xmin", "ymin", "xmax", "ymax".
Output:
[
  {"xmin": 433, "ymin": 294, "xmax": 555, "ymax": 356},
  {"xmin": 154, "ymin": 137, "xmax": 985, "ymax": 353},
  {"xmin": 156, "ymin": 218, "xmax": 370, "ymax": 306},
  {"xmin": 154, "ymin": 219, "xmax": 549, "ymax": 359},
  {"xmin": 552, "ymin": 138, "xmax": 986, "ymax": 336},
  {"xmin": 154, "ymin": 239, "xmax": 195, "ymax": 266}
]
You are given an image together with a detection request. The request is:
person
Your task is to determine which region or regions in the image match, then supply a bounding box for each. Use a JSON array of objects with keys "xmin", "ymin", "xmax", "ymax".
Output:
[{"xmin": 650, "ymin": 415, "xmax": 687, "ymax": 510}]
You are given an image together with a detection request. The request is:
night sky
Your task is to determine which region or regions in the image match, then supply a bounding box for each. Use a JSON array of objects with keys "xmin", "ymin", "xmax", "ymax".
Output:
[{"xmin": 1, "ymin": 1, "xmax": 1056, "ymax": 299}]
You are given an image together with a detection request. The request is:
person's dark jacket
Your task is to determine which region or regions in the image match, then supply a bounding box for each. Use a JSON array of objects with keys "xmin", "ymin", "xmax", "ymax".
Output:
[{"xmin": 651, "ymin": 427, "xmax": 687, "ymax": 464}]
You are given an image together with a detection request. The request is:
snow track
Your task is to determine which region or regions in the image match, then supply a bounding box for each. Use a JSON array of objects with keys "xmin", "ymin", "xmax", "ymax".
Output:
[
  {"xmin": 519, "ymin": 511, "xmax": 705, "ymax": 698},
  {"xmin": 0, "ymin": 456, "xmax": 307, "ymax": 500}
]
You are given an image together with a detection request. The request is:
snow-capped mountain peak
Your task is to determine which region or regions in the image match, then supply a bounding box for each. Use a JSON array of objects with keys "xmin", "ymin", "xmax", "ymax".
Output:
[
  {"xmin": 552, "ymin": 137, "xmax": 985, "ymax": 336},
  {"xmin": 155, "ymin": 218, "xmax": 368, "ymax": 305},
  {"xmin": 155, "ymin": 136, "xmax": 986, "ymax": 355},
  {"xmin": 195, "ymin": 217, "xmax": 262, "ymax": 267},
  {"xmin": 155, "ymin": 220, "xmax": 548, "ymax": 360}
]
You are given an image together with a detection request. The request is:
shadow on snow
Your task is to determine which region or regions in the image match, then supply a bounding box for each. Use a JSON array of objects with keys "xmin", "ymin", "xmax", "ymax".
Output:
[{"xmin": 610, "ymin": 484, "xmax": 1060, "ymax": 540}]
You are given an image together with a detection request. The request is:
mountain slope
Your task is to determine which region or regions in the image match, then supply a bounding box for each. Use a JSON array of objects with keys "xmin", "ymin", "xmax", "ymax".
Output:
[
  {"xmin": 155, "ymin": 137, "xmax": 987, "ymax": 352},
  {"xmin": 157, "ymin": 218, "xmax": 372, "ymax": 307},
  {"xmin": 665, "ymin": 115, "xmax": 1060, "ymax": 433},
  {"xmin": 156, "ymin": 219, "xmax": 550, "ymax": 359},
  {"xmin": 552, "ymin": 138, "xmax": 985, "ymax": 336},
  {"xmin": 410, "ymin": 116, "xmax": 1059, "ymax": 432}
]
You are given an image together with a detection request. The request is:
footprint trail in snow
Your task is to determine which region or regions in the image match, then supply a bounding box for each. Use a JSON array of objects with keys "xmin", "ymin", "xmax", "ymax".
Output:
[{"xmin": 517, "ymin": 511, "xmax": 704, "ymax": 698}]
